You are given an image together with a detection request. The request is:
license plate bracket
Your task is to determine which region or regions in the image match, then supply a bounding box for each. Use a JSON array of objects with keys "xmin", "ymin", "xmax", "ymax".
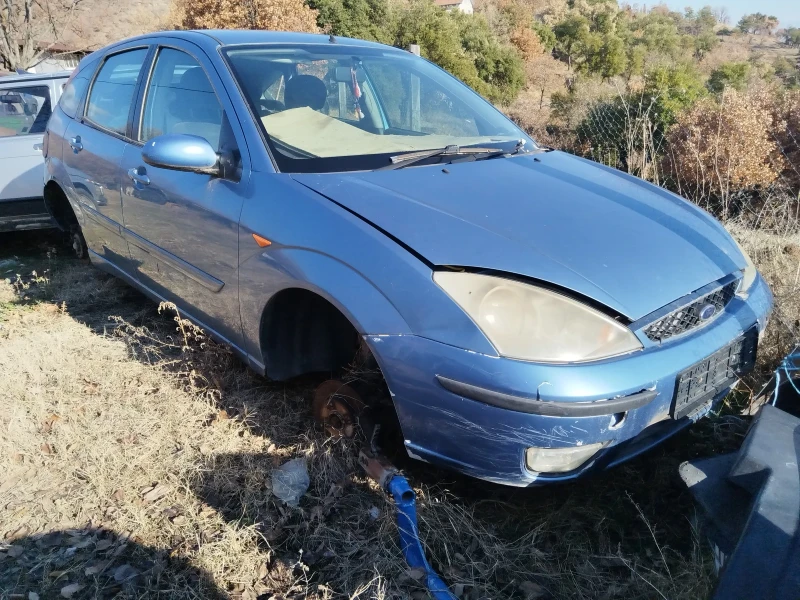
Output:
[{"xmin": 672, "ymin": 328, "xmax": 758, "ymax": 420}]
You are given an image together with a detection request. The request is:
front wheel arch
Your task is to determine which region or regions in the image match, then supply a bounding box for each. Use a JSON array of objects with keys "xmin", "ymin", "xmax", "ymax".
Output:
[{"xmin": 259, "ymin": 287, "xmax": 362, "ymax": 381}]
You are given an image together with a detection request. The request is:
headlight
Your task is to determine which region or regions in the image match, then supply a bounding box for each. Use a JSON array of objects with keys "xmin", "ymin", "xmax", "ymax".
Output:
[
  {"xmin": 433, "ymin": 272, "xmax": 642, "ymax": 363},
  {"xmin": 526, "ymin": 442, "xmax": 607, "ymax": 473},
  {"xmin": 730, "ymin": 237, "xmax": 757, "ymax": 295}
]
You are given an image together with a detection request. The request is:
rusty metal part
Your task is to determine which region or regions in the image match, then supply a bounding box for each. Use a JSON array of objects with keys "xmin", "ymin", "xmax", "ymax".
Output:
[
  {"xmin": 312, "ymin": 380, "xmax": 365, "ymax": 438},
  {"xmin": 358, "ymin": 449, "xmax": 398, "ymax": 491}
]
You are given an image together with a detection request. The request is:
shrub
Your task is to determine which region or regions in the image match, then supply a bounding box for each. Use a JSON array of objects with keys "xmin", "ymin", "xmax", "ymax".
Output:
[
  {"xmin": 643, "ymin": 62, "xmax": 707, "ymax": 130},
  {"xmin": 307, "ymin": 0, "xmax": 395, "ymax": 43},
  {"xmin": 770, "ymin": 89, "xmax": 800, "ymax": 188},
  {"xmin": 773, "ymin": 57, "xmax": 800, "ymax": 88},
  {"xmin": 664, "ymin": 88, "xmax": 785, "ymax": 216},
  {"xmin": 532, "ymin": 21, "xmax": 557, "ymax": 50},
  {"xmin": 173, "ymin": 0, "xmax": 319, "ymax": 32},
  {"xmin": 707, "ymin": 62, "xmax": 750, "ymax": 93},
  {"xmin": 510, "ymin": 25, "xmax": 544, "ymax": 60}
]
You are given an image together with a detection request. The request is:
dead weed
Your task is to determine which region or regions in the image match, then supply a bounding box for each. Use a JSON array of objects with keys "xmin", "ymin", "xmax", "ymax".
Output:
[{"xmin": 2, "ymin": 222, "xmax": 796, "ymax": 598}]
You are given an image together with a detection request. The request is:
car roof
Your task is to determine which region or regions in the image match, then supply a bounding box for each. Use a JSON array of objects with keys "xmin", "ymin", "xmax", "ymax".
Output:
[
  {"xmin": 103, "ymin": 30, "xmax": 401, "ymax": 55},
  {"xmin": 194, "ymin": 30, "xmax": 393, "ymax": 49},
  {"xmin": 0, "ymin": 70, "xmax": 72, "ymax": 84}
]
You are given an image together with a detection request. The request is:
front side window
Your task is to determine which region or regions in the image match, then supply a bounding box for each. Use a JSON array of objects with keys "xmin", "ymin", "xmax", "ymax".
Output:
[
  {"xmin": 86, "ymin": 48, "xmax": 148, "ymax": 135},
  {"xmin": 140, "ymin": 48, "xmax": 224, "ymax": 151},
  {"xmin": 0, "ymin": 85, "xmax": 51, "ymax": 137},
  {"xmin": 224, "ymin": 45, "xmax": 531, "ymax": 173}
]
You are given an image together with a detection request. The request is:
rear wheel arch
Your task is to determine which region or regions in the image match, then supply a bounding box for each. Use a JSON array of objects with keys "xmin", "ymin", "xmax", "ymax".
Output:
[{"xmin": 43, "ymin": 180, "xmax": 78, "ymax": 232}]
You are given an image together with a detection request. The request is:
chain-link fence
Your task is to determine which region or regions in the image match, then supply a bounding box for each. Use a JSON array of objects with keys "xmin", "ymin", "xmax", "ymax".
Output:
[{"xmin": 530, "ymin": 87, "xmax": 800, "ymax": 234}]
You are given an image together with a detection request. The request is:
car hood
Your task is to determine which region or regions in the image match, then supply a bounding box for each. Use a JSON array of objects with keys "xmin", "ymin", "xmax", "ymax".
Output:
[{"xmin": 292, "ymin": 151, "xmax": 744, "ymax": 320}]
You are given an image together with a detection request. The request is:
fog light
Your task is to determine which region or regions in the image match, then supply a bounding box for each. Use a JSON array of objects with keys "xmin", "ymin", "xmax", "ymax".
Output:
[{"xmin": 525, "ymin": 442, "xmax": 607, "ymax": 473}]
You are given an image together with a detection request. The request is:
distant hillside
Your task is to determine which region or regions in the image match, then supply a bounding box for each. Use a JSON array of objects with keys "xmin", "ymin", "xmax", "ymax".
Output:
[{"xmin": 62, "ymin": 0, "xmax": 172, "ymax": 50}]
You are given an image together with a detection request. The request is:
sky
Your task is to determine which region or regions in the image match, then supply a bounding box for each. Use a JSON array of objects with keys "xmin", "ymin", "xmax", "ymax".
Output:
[{"xmin": 662, "ymin": 0, "xmax": 800, "ymax": 28}]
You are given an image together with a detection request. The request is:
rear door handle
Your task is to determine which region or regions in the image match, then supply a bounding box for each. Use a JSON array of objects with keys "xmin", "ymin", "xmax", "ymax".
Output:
[
  {"xmin": 33, "ymin": 143, "xmax": 43, "ymax": 153},
  {"xmin": 127, "ymin": 167, "xmax": 150, "ymax": 186},
  {"xmin": 69, "ymin": 136, "xmax": 82, "ymax": 153}
]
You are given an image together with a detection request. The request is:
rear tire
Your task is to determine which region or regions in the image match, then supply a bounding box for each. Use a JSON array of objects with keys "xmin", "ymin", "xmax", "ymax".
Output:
[{"xmin": 69, "ymin": 226, "xmax": 87, "ymax": 260}]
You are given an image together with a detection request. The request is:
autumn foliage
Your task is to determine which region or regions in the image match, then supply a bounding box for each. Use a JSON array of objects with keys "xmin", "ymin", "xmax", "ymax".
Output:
[
  {"xmin": 663, "ymin": 89, "xmax": 785, "ymax": 212},
  {"xmin": 172, "ymin": 0, "xmax": 319, "ymax": 33}
]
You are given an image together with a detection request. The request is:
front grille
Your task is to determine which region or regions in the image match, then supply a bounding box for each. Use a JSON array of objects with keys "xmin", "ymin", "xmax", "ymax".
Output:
[{"xmin": 643, "ymin": 281, "xmax": 738, "ymax": 343}]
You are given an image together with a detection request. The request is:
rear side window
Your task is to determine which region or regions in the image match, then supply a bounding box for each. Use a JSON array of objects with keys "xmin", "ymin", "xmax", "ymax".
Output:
[
  {"xmin": 86, "ymin": 48, "xmax": 148, "ymax": 136},
  {"xmin": 59, "ymin": 74, "xmax": 90, "ymax": 118},
  {"xmin": 0, "ymin": 85, "xmax": 51, "ymax": 137}
]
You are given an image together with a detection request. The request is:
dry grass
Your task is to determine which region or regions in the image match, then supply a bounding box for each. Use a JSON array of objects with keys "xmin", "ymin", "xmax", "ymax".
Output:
[
  {"xmin": 1, "ymin": 225, "xmax": 797, "ymax": 599},
  {"xmin": 728, "ymin": 222, "xmax": 800, "ymax": 378}
]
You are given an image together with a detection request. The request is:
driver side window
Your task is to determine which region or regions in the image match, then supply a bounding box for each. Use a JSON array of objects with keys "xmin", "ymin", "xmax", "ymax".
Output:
[{"xmin": 140, "ymin": 48, "xmax": 224, "ymax": 151}]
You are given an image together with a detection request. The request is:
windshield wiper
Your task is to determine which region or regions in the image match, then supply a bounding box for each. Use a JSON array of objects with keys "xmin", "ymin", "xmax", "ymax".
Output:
[
  {"xmin": 380, "ymin": 140, "xmax": 542, "ymax": 171},
  {"xmin": 379, "ymin": 144, "xmax": 502, "ymax": 171}
]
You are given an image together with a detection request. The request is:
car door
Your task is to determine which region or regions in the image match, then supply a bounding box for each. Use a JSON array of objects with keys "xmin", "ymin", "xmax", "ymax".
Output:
[
  {"xmin": 63, "ymin": 46, "xmax": 150, "ymax": 270},
  {"xmin": 0, "ymin": 80, "xmax": 55, "ymax": 228},
  {"xmin": 119, "ymin": 42, "xmax": 249, "ymax": 350}
]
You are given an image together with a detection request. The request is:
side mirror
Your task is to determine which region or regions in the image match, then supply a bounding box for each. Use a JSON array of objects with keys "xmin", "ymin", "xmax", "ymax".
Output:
[{"xmin": 142, "ymin": 134, "xmax": 220, "ymax": 176}]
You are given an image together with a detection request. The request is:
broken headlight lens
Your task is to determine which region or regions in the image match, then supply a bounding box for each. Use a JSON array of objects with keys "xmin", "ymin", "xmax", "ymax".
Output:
[
  {"xmin": 730, "ymin": 237, "xmax": 757, "ymax": 296},
  {"xmin": 433, "ymin": 272, "xmax": 642, "ymax": 363},
  {"xmin": 526, "ymin": 442, "xmax": 607, "ymax": 473}
]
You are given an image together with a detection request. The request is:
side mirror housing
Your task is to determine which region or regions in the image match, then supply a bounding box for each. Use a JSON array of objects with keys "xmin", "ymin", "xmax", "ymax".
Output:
[{"xmin": 142, "ymin": 134, "xmax": 220, "ymax": 176}]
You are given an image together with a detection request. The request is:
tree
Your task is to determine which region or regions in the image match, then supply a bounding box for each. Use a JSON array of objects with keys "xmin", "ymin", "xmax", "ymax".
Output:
[
  {"xmin": 712, "ymin": 6, "xmax": 729, "ymax": 25},
  {"xmin": 780, "ymin": 27, "xmax": 800, "ymax": 47},
  {"xmin": 644, "ymin": 62, "xmax": 707, "ymax": 130},
  {"xmin": 737, "ymin": 13, "xmax": 779, "ymax": 35},
  {"xmin": 579, "ymin": 31, "xmax": 627, "ymax": 79},
  {"xmin": 307, "ymin": 0, "xmax": 394, "ymax": 43},
  {"xmin": 553, "ymin": 14, "xmax": 590, "ymax": 69},
  {"xmin": 773, "ymin": 56, "xmax": 799, "ymax": 87},
  {"xmin": 707, "ymin": 62, "xmax": 750, "ymax": 93},
  {"xmin": 454, "ymin": 11, "xmax": 525, "ymax": 104},
  {"xmin": 510, "ymin": 25, "xmax": 544, "ymax": 60},
  {"xmin": 532, "ymin": 21, "xmax": 557, "ymax": 50},
  {"xmin": 694, "ymin": 6, "xmax": 716, "ymax": 33},
  {"xmin": 693, "ymin": 30, "xmax": 718, "ymax": 59},
  {"xmin": 174, "ymin": 0, "xmax": 319, "ymax": 33},
  {"xmin": 0, "ymin": 0, "xmax": 84, "ymax": 71},
  {"xmin": 638, "ymin": 13, "xmax": 680, "ymax": 56},
  {"xmin": 394, "ymin": 0, "xmax": 488, "ymax": 95}
]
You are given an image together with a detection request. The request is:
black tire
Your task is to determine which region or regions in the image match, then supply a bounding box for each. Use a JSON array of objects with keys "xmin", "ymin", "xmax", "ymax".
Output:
[{"xmin": 69, "ymin": 225, "xmax": 88, "ymax": 260}]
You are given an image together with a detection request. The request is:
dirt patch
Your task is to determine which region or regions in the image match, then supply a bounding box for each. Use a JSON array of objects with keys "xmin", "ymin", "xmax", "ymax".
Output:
[{"xmin": 4, "ymin": 227, "xmax": 791, "ymax": 599}]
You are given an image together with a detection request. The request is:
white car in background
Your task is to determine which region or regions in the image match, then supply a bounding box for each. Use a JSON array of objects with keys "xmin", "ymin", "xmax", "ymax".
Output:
[{"xmin": 0, "ymin": 70, "xmax": 71, "ymax": 232}]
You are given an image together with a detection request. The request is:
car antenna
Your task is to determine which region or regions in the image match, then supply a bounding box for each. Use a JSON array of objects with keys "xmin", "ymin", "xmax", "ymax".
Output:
[{"xmin": 329, "ymin": 34, "xmax": 336, "ymax": 43}]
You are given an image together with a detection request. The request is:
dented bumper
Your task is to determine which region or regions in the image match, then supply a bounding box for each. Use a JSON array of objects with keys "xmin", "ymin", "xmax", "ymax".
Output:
[{"xmin": 367, "ymin": 275, "xmax": 773, "ymax": 486}]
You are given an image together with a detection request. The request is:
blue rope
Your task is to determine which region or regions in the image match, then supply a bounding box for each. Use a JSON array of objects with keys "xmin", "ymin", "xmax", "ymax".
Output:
[
  {"xmin": 387, "ymin": 476, "xmax": 457, "ymax": 600},
  {"xmin": 773, "ymin": 348, "xmax": 800, "ymax": 405}
]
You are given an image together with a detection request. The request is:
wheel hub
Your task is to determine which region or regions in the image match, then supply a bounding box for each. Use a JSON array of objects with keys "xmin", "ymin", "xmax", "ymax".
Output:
[{"xmin": 312, "ymin": 380, "xmax": 364, "ymax": 438}]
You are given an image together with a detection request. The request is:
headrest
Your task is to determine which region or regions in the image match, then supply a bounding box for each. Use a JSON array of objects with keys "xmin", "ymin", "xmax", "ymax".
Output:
[{"xmin": 284, "ymin": 74, "xmax": 327, "ymax": 110}]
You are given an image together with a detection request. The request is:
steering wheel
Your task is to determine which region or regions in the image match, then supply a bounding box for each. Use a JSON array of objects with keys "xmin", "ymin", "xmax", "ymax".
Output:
[{"xmin": 258, "ymin": 99, "xmax": 285, "ymax": 116}]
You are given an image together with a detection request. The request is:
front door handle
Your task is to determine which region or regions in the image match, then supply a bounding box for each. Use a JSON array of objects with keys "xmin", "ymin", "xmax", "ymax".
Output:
[
  {"xmin": 69, "ymin": 136, "xmax": 83, "ymax": 153},
  {"xmin": 33, "ymin": 143, "xmax": 43, "ymax": 153},
  {"xmin": 127, "ymin": 167, "xmax": 150, "ymax": 186}
]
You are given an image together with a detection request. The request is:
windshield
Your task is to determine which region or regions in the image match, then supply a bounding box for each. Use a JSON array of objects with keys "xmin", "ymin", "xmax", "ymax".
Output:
[{"xmin": 223, "ymin": 44, "xmax": 534, "ymax": 173}]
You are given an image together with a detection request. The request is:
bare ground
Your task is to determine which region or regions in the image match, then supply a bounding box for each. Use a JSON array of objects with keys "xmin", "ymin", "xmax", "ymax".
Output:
[{"xmin": 1, "ymin": 226, "xmax": 798, "ymax": 600}]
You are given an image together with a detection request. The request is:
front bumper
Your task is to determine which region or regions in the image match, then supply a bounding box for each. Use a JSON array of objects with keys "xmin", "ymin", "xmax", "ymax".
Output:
[{"xmin": 367, "ymin": 275, "xmax": 773, "ymax": 486}]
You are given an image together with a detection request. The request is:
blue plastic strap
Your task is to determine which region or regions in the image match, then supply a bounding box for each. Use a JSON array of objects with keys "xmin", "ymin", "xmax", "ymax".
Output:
[{"xmin": 387, "ymin": 475, "xmax": 457, "ymax": 600}]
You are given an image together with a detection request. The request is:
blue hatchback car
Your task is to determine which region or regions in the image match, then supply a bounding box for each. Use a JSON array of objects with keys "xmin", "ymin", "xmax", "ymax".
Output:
[{"xmin": 43, "ymin": 30, "xmax": 773, "ymax": 486}]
